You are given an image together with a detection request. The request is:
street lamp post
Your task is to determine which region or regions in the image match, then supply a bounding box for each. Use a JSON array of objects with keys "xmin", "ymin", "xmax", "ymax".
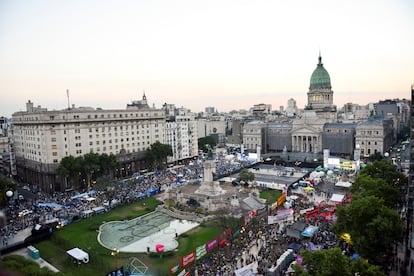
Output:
[{"xmin": 0, "ymin": 190, "xmax": 14, "ymax": 270}]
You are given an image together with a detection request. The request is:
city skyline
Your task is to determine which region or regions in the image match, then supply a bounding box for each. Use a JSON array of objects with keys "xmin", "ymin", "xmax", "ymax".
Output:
[{"xmin": 1, "ymin": 0, "xmax": 413, "ymax": 117}]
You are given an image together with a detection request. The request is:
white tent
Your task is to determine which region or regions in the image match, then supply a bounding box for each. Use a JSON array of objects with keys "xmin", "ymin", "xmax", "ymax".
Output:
[
  {"xmin": 330, "ymin": 194, "xmax": 345, "ymax": 203},
  {"xmin": 67, "ymin": 248, "xmax": 89, "ymax": 264},
  {"xmin": 335, "ymin": 181, "xmax": 352, "ymax": 188}
]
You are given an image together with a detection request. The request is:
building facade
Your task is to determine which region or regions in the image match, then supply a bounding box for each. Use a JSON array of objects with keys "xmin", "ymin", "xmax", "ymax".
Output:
[
  {"xmin": 244, "ymin": 54, "xmax": 398, "ymax": 160},
  {"xmin": 164, "ymin": 106, "xmax": 198, "ymax": 163},
  {"xmin": 242, "ymin": 121, "xmax": 266, "ymax": 153},
  {"xmin": 11, "ymin": 98, "xmax": 166, "ymax": 192},
  {"xmin": 322, "ymin": 123, "xmax": 356, "ymax": 158},
  {"xmin": 291, "ymin": 54, "xmax": 337, "ymax": 154},
  {"xmin": 265, "ymin": 122, "xmax": 293, "ymax": 152},
  {"xmin": 354, "ymin": 118, "xmax": 394, "ymax": 157}
]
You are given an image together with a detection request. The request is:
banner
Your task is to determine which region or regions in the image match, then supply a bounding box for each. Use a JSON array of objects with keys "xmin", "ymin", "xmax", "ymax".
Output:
[
  {"xmin": 181, "ymin": 251, "xmax": 195, "ymax": 268},
  {"xmin": 276, "ymin": 208, "xmax": 293, "ymax": 220},
  {"xmin": 177, "ymin": 269, "xmax": 186, "ymax": 276},
  {"xmin": 268, "ymin": 215, "xmax": 278, "ymax": 225},
  {"xmin": 268, "ymin": 209, "xmax": 293, "ymax": 224},
  {"xmin": 277, "ymin": 192, "xmax": 287, "ymax": 207},
  {"xmin": 206, "ymin": 237, "xmax": 218, "ymax": 253},
  {"xmin": 196, "ymin": 244, "xmax": 207, "ymax": 260},
  {"xmin": 234, "ymin": 261, "xmax": 258, "ymax": 276},
  {"xmin": 219, "ymin": 228, "xmax": 233, "ymax": 243}
]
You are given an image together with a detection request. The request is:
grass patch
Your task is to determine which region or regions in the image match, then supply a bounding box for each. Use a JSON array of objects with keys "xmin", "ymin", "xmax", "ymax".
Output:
[
  {"xmin": 260, "ymin": 189, "xmax": 283, "ymax": 204},
  {"xmin": 33, "ymin": 197, "xmax": 225, "ymax": 275}
]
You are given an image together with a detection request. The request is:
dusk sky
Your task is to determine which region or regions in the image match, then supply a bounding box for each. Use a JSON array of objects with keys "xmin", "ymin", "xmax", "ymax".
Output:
[{"xmin": 1, "ymin": 0, "xmax": 413, "ymax": 117}]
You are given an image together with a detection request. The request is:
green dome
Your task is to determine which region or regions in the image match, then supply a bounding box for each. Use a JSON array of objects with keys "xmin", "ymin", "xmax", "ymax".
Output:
[{"xmin": 309, "ymin": 55, "xmax": 331, "ymax": 89}]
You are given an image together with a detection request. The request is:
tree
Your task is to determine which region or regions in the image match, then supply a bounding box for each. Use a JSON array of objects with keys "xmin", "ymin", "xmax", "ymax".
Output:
[
  {"xmin": 57, "ymin": 156, "xmax": 76, "ymax": 184},
  {"xmin": 98, "ymin": 153, "xmax": 117, "ymax": 177},
  {"xmin": 360, "ymin": 160, "xmax": 406, "ymax": 189},
  {"xmin": 198, "ymin": 136, "xmax": 216, "ymax": 153},
  {"xmin": 294, "ymin": 247, "xmax": 384, "ymax": 276},
  {"xmin": 238, "ymin": 169, "xmax": 255, "ymax": 185},
  {"xmin": 57, "ymin": 153, "xmax": 118, "ymax": 191},
  {"xmin": 350, "ymin": 175, "xmax": 399, "ymax": 208},
  {"xmin": 333, "ymin": 196, "xmax": 403, "ymax": 264},
  {"xmin": 367, "ymin": 152, "xmax": 384, "ymax": 162},
  {"xmin": 2, "ymin": 254, "xmax": 68, "ymax": 275},
  {"xmin": 294, "ymin": 247, "xmax": 352, "ymax": 276},
  {"xmin": 83, "ymin": 152, "xmax": 101, "ymax": 188},
  {"xmin": 145, "ymin": 141, "xmax": 173, "ymax": 169}
]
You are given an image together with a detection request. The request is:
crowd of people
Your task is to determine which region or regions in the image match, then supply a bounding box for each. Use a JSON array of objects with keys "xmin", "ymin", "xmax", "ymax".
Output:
[
  {"xmin": 189, "ymin": 180, "xmax": 345, "ymax": 275},
  {"xmin": 0, "ymin": 155, "xmax": 254, "ymax": 250},
  {"xmin": 1, "ymin": 153, "xmax": 352, "ymax": 276}
]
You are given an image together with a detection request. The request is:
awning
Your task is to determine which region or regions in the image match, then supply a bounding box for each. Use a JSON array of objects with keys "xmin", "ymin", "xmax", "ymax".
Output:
[
  {"xmin": 67, "ymin": 248, "xmax": 89, "ymax": 263},
  {"xmin": 301, "ymin": 225, "xmax": 318, "ymax": 238}
]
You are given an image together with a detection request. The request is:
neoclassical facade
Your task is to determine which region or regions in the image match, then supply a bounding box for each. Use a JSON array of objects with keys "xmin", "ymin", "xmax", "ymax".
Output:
[
  {"xmin": 245, "ymin": 55, "xmax": 400, "ymax": 160},
  {"xmin": 291, "ymin": 55, "xmax": 337, "ymax": 154}
]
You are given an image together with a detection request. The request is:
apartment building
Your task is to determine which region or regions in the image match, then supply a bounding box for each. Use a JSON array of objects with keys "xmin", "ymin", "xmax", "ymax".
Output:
[
  {"xmin": 164, "ymin": 106, "xmax": 198, "ymax": 163},
  {"xmin": 11, "ymin": 99, "xmax": 166, "ymax": 192}
]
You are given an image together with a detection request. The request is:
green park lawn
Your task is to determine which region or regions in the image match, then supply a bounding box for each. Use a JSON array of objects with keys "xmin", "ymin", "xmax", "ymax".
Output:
[
  {"xmin": 259, "ymin": 188, "xmax": 283, "ymax": 205},
  {"xmin": 33, "ymin": 197, "xmax": 224, "ymax": 276}
]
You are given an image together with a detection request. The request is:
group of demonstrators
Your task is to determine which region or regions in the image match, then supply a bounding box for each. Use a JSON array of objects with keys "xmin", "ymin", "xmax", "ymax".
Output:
[
  {"xmin": 0, "ymin": 155, "xmax": 254, "ymax": 250},
  {"xmin": 188, "ymin": 176, "xmax": 347, "ymax": 276},
  {"xmin": 2, "ymin": 152, "xmax": 352, "ymax": 275}
]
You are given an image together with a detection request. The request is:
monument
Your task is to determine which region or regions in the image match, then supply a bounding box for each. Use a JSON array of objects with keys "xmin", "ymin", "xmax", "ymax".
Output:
[{"xmin": 194, "ymin": 159, "xmax": 225, "ymax": 196}]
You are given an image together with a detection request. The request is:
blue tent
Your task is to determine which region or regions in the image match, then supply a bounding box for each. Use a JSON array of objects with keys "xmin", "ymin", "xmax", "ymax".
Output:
[
  {"xmin": 37, "ymin": 202, "xmax": 62, "ymax": 209},
  {"xmin": 146, "ymin": 187, "xmax": 159, "ymax": 196},
  {"xmin": 301, "ymin": 225, "xmax": 318, "ymax": 238},
  {"xmin": 351, "ymin": 253, "xmax": 360, "ymax": 260},
  {"xmin": 70, "ymin": 192, "xmax": 88, "ymax": 200}
]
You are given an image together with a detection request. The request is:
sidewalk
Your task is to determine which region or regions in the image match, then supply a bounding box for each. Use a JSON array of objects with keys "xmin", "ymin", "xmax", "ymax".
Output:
[
  {"xmin": 1, "ymin": 227, "xmax": 60, "ymax": 273},
  {"xmin": 4, "ymin": 247, "xmax": 60, "ymax": 273},
  {"xmin": 1, "ymin": 227, "xmax": 32, "ymax": 249}
]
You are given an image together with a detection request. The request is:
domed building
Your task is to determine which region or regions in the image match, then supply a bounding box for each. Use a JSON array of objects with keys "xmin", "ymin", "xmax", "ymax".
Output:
[
  {"xmin": 290, "ymin": 54, "xmax": 338, "ymax": 154},
  {"xmin": 307, "ymin": 54, "xmax": 336, "ymax": 113}
]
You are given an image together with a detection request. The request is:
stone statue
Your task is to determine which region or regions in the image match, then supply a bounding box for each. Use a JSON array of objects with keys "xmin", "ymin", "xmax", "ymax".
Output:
[{"xmin": 205, "ymin": 144, "xmax": 213, "ymax": 160}]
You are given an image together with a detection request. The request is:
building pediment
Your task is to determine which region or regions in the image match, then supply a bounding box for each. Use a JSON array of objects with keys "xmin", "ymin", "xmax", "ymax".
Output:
[{"xmin": 291, "ymin": 125, "xmax": 320, "ymax": 135}]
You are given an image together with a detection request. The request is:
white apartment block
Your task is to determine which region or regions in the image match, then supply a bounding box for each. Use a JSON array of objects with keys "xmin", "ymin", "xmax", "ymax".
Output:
[
  {"xmin": 165, "ymin": 114, "xmax": 198, "ymax": 163},
  {"xmin": 11, "ymin": 99, "xmax": 166, "ymax": 192}
]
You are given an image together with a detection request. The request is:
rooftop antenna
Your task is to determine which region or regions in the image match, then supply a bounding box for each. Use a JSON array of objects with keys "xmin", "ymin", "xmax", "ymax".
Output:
[{"xmin": 66, "ymin": 89, "xmax": 70, "ymax": 109}]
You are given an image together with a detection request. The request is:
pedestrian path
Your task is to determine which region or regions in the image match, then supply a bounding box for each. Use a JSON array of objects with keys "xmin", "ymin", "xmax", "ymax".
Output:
[{"xmin": 4, "ymin": 247, "xmax": 60, "ymax": 272}]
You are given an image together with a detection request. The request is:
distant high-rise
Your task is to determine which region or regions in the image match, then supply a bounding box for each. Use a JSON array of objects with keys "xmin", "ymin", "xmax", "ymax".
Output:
[
  {"xmin": 205, "ymin": 107, "xmax": 216, "ymax": 114},
  {"xmin": 285, "ymin": 98, "xmax": 297, "ymax": 117}
]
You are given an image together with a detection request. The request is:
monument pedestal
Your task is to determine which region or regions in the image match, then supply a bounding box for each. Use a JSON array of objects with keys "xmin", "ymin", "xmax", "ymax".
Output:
[{"xmin": 195, "ymin": 160, "xmax": 225, "ymax": 196}]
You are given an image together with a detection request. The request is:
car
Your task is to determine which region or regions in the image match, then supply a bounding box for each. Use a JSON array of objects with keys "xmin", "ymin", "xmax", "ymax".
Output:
[{"xmin": 298, "ymin": 180, "xmax": 312, "ymax": 187}]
